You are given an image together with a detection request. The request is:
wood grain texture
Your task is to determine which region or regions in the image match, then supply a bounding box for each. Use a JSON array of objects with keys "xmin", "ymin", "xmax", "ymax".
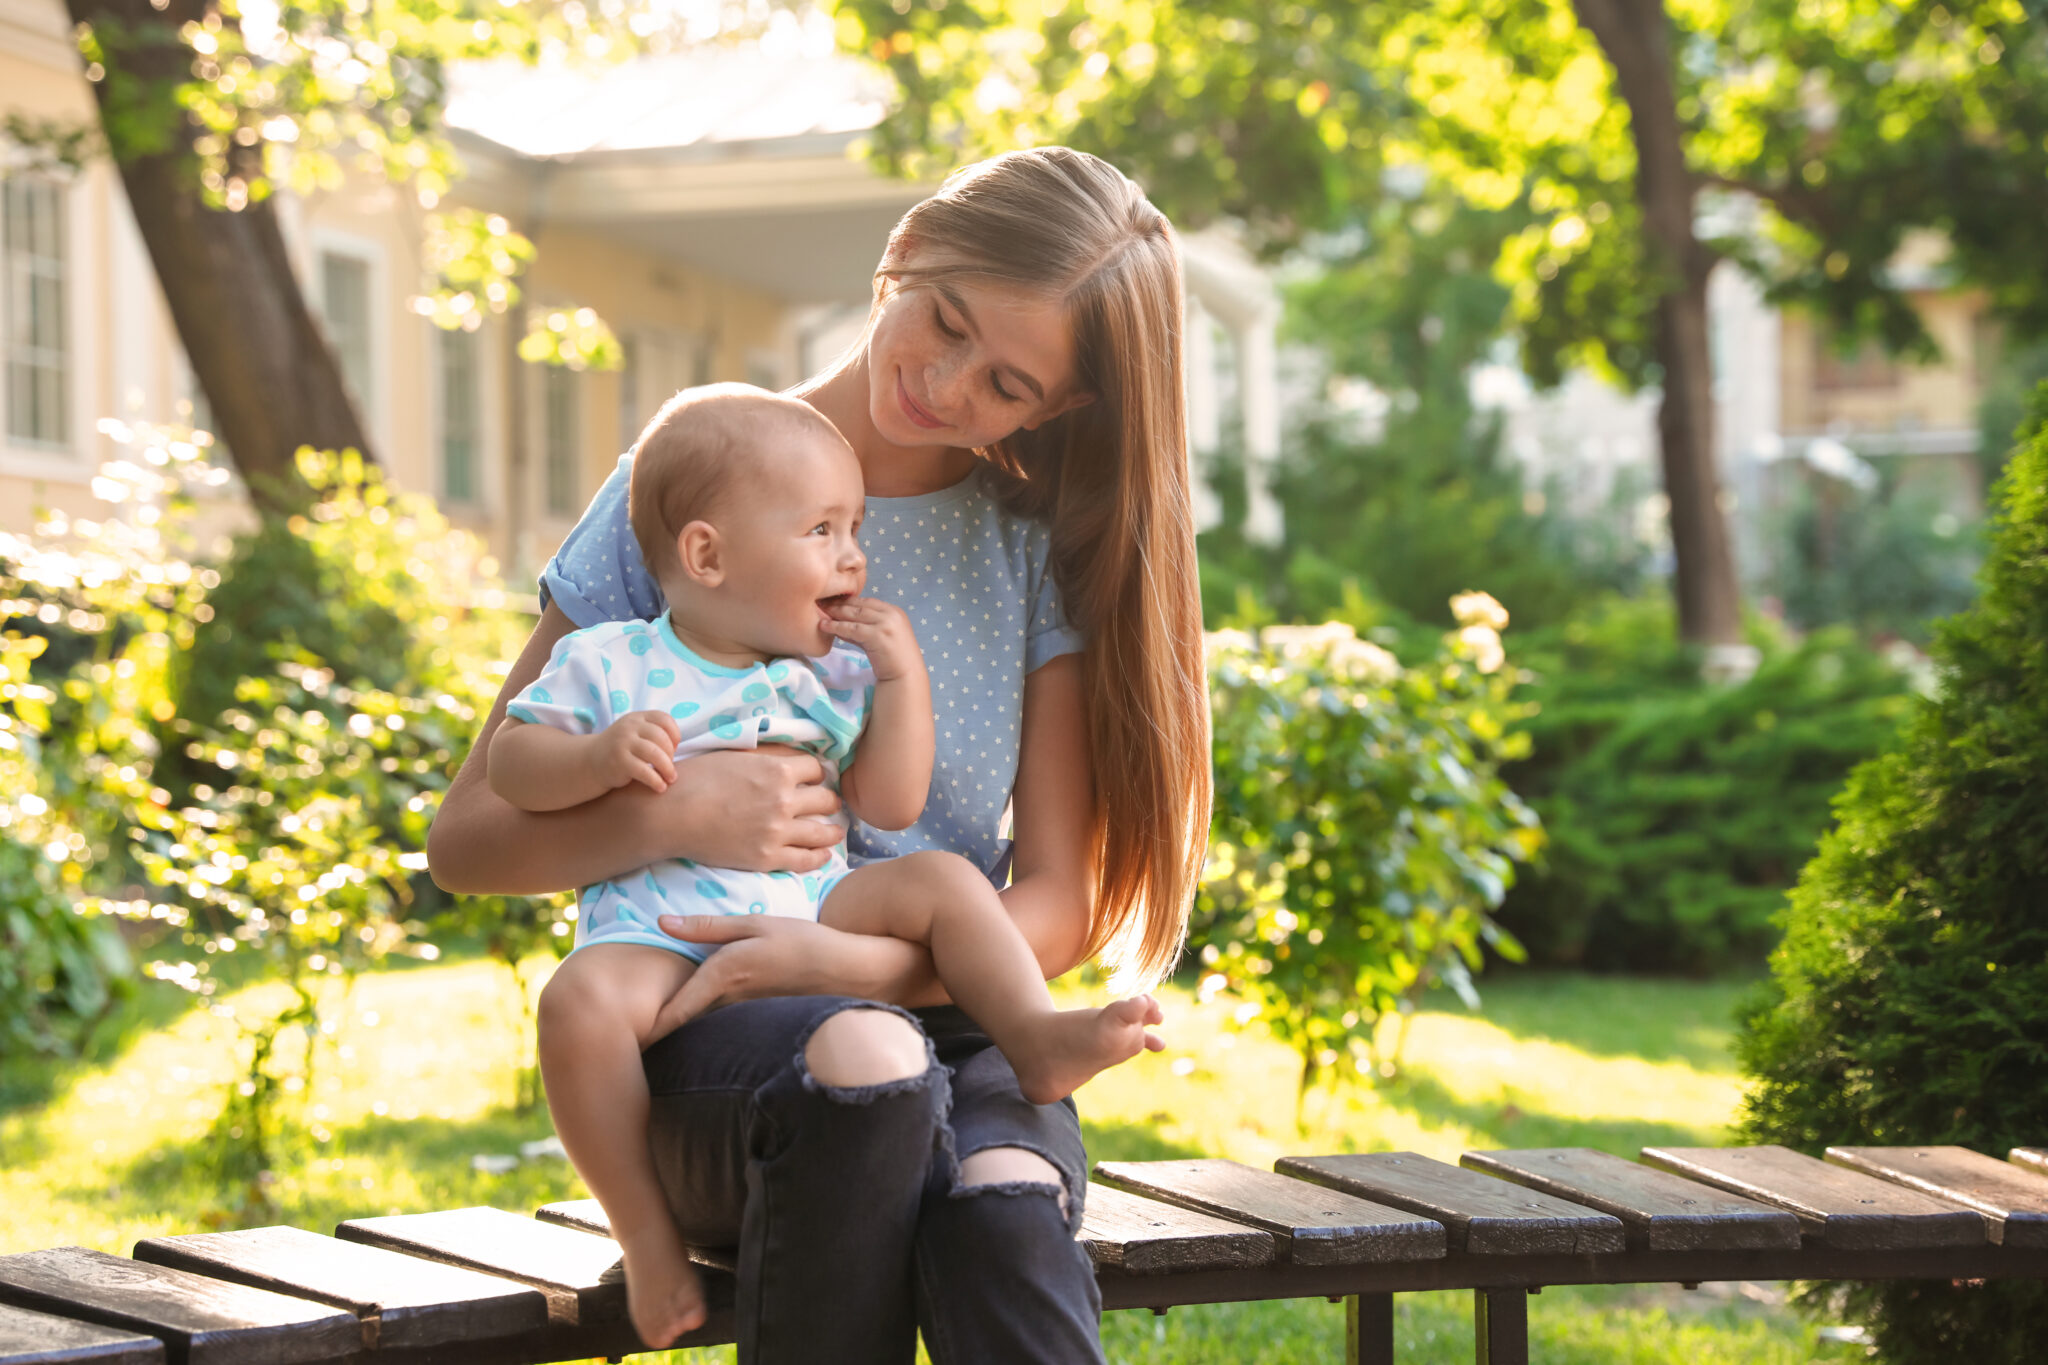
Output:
[
  {"xmin": 528, "ymin": 1202, "xmax": 738, "ymax": 1274},
  {"xmin": 1277, "ymin": 1153, "xmax": 1625, "ymax": 1256},
  {"xmin": 0, "ymin": 1248, "xmax": 357, "ymax": 1365},
  {"xmin": 1641, "ymin": 1146, "xmax": 1984, "ymax": 1251},
  {"xmin": 1827, "ymin": 1146, "xmax": 2048, "ymax": 1247},
  {"xmin": 1460, "ymin": 1149, "xmax": 1801, "ymax": 1253},
  {"xmin": 1076, "ymin": 1183, "xmax": 1275, "ymax": 1274},
  {"xmin": 336, "ymin": 1208, "xmax": 624, "ymax": 1326},
  {"xmin": 132, "ymin": 1226, "xmax": 548, "ymax": 1351},
  {"xmin": 1093, "ymin": 1160, "xmax": 1444, "ymax": 1266},
  {"xmin": 0, "ymin": 1303, "xmax": 164, "ymax": 1365}
]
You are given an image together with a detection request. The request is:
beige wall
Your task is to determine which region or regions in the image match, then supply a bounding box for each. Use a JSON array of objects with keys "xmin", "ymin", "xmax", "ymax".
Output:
[
  {"xmin": 1780, "ymin": 290, "xmax": 1990, "ymax": 438},
  {"xmin": 1, "ymin": 9, "xmax": 797, "ymax": 586}
]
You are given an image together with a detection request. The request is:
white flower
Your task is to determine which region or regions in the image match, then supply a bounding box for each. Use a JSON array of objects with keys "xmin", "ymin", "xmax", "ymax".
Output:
[
  {"xmin": 1259, "ymin": 621, "xmax": 1356, "ymax": 661},
  {"xmin": 1202, "ymin": 628, "xmax": 1257, "ymax": 664},
  {"xmin": 1450, "ymin": 591, "xmax": 1509, "ymax": 631},
  {"xmin": 1458, "ymin": 624, "xmax": 1506, "ymax": 674},
  {"xmin": 1329, "ymin": 637, "xmax": 1401, "ymax": 683}
]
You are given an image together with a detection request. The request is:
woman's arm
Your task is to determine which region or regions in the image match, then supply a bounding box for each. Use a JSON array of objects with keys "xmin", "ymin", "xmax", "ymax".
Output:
[
  {"xmin": 997, "ymin": 652, "xmax": 1098, "ymax": 981},
  {"xmin": 427, "ymin": 603, "xmax": 845, "ymax": 895}
]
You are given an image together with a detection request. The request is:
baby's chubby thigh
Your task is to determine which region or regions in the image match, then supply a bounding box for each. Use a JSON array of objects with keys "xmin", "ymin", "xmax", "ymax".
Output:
[
  {"xmin": 537, "ymin": 943, "xmax": 700, "ymax": 1054},
  {"xmin": 818, "ymin": 848, "xmax": 998, "ymax": 945}
]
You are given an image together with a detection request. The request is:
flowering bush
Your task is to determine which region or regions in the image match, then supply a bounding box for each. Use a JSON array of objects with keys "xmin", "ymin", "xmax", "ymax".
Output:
[
  {"xmin": 0, "ymin": 427, "xmax": 569, "ymax": 1188},
  {"xmin": 1194, "ymin": 596, "xmax": 1541, "ymax": 1109}
]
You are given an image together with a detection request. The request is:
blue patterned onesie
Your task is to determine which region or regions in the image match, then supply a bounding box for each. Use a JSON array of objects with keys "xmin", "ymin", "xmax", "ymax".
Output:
[{"xmin": 506, "ymin": 612, "xmax": 876, "ymax": 964}]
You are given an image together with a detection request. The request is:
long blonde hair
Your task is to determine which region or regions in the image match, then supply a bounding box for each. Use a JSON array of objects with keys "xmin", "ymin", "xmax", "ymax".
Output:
[{"xmin": 864, "ymin": 147, "xmax": 1211, "ymax": 988}]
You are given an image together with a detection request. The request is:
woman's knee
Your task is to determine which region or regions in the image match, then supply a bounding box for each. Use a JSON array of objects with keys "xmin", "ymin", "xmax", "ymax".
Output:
[
  {"xmin": 957, "ymin": 1146, "xmax": 1069, "ymax": 1218},
  {"xmin": 803, "ymin": 1006, "xmax": 930, "ymax": 1089}
]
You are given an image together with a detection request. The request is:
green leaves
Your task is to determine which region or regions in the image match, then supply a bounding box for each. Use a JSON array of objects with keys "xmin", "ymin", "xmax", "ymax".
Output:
[{"xmin": 1193, "ymin": 609, "xmax": 1539, "ymax": 1107}]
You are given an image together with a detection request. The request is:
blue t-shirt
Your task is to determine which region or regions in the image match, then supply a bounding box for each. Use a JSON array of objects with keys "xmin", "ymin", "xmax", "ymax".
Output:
[{"xmin": 541, "ymin": 454, "xmax": 1085, "ymax": 883}]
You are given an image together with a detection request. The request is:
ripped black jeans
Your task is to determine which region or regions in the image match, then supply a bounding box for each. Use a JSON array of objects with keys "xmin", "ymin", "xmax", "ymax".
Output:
[{"xmin": 641, "ymin": 996, "xmax": 1106, "ymax": 1365}]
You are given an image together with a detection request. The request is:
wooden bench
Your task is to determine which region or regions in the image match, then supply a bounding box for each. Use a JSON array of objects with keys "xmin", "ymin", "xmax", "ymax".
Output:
[{"xmin": 4, "ymin": 1143, "xmax": 2045, "ymax": 1365}]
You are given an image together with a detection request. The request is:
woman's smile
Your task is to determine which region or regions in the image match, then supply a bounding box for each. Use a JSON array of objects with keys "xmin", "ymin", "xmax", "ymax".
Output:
[{"xmin": 896, "ymin": 371, "xmax": 947, "ymax": 430}]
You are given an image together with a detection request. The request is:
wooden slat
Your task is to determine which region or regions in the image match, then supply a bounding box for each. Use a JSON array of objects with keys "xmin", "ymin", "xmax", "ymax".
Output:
[
  {"xmin": 0, "ymin": 1249, "xmax": 357, "ymax": 1365},
  {"xmin": 1641, "ymin": 1146, "xmax": 1984, "ymax": 1251},
  {"xmin": 1828, "ymin": 1146, "xmax": 2048, "ymax": 1247},
  {"xmin": 1076, "ymin": 1183, "xmax": 1276, "ymax": 1275},
  {"xmin": 529, "ymin": 1203, "xmax": 737, "ymax": 1274},
  {"xmin": 1460, "ymin": 1149, "xmax": 1800, "ymax": 1253},
  {"xmin": 1093, "ymin": 1160, "xmax": 1444, "ymax": 1266},
  {"xmin": 0, "ymin": 1303, "xmax": 163, "ymax": 1365},
  {"xmin": 336, "ymin": 1209, "xmax": 624, "ymax": 1326},
  {"xmin": 133, "ymin": 1226, "xmax": 548, "ymax": 1351},
  {"xmin": 1277, "ymin": 1152, "xmax": 1625, "ymax": 1256},
  {"xmin": 2008, "ymin": 1148, "xmax": 2048, "ymax": 1178}
]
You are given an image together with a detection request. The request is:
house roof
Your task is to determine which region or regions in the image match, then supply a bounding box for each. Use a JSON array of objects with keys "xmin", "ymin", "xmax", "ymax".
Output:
[{"xmin": 443, "ymin": 28, "xmax": 890, "ymax": 160}]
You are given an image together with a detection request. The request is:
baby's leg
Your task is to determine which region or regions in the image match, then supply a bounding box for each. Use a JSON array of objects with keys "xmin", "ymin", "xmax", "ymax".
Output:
[
  {"xmin": 820, "ymin": 852, "xmax": 1163, "ymax": 1104},
  {"xmin": 536, "ymin": 943, "xmax": 706, "ymax": 1349}
]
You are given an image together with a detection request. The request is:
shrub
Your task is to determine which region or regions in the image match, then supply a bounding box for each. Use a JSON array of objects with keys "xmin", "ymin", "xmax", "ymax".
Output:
[
  {"xmin": 1, "ymin": 427, "xmax": 569, "ymax": 1162},
  {"xmin": 1494, "ymin": 596, "xmax": 1914, "ymax": 971},
  {"xmin": 1193, "ymin": 598, "xmax": 1541, "ymax": 1109},
  {"xmin": 1736, "ymin": 389, "xmax": 2048, "ymax": 1356}
]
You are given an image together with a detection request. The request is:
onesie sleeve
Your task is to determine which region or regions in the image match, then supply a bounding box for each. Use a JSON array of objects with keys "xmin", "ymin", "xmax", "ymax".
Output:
[
  {"xmin": 504, "ymin": 628, "xmax": 619, "ymax": 735},
  {"xmin": 1025, "ymin": 553, "xmax": 1086, "ymax": 674},
  {"xmin": 537, "ymin": 454, "xmax": 667, "ymax": 628}
]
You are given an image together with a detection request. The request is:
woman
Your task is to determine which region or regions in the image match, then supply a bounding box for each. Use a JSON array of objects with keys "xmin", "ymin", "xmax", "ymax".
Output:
[{"xmin": 428, "ymin": 146, "xmax": 1211, "ymax": 1364}]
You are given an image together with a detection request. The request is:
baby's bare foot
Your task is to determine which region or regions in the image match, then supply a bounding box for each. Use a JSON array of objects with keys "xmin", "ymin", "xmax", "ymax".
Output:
[
  {"xmin": 1012, "ymin": 995, "xmax": 1165, "ymax": 1105},
  {"xmin": 620, "ymin": 1234, "xmax": 708, "ymax": 1349}
]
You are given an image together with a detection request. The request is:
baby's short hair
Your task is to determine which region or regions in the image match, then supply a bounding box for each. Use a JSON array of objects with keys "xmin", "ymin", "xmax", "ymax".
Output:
[{"xmin": 628, "ymin": 383, "xmax": 846, "ymax": 580}]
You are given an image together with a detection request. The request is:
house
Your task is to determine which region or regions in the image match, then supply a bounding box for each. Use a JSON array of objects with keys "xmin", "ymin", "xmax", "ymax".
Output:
[{"xmin": 0, "ymin": 5, "xmax": 1281, "ymax": 586}]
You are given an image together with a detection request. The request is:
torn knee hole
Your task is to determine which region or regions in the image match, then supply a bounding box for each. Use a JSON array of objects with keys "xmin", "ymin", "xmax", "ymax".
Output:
[
  {"xmin": 956, "ymin": 1147, "xmax": 1070, "ymax": 1218},
  {"xmin": 800, "ymin": 1006, "xmax": 931, "ymax": 1093}
]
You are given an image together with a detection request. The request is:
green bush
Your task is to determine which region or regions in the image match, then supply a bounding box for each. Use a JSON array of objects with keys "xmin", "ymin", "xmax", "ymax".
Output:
[
  {"xmin": 1, "ymin": 427, "xmax": 568, "ymax": 1150},
  {"xmin": 0, "ymin": 632, "xmax": 133, "ymax": 1057},
  {"xmin": 1495, "ymin": 597, "xmax": 1914, "ymax": 971},
  {"xmin": 1193, "ymin": 600, "xmax": 1541, "ymax": 1107},
  {"xmin": 1737, "ymin": 389, "xmax": 2048, "ymax": 1356}
]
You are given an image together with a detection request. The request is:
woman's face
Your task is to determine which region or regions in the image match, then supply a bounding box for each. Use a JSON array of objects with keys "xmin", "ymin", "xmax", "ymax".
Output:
[{"xmin": 864, "ymin": 269, "xmax": 1088, "ymax": 452}]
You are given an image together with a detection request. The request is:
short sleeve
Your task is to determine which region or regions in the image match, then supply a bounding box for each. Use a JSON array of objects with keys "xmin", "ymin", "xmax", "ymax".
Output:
[
  {"xmin": 538, "ymin": 454, "xmax": 667, "ymax": 628},
  {"xmin": 1025, "ymin": 559, "xmax": 1085, "ymax": 673},
  {"xmin": 505, "ymin": 631, "xmax": 616, "ymax": 735}
]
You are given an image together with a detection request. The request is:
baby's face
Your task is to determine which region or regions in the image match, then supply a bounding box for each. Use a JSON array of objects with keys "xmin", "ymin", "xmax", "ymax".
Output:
[{"xmin": 714, "ymin": 427, "xmax": 869, "ymax": 659}]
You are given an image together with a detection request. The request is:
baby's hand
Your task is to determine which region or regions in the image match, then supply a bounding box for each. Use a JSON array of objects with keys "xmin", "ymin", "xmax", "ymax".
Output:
[
  {"xmin": 589, "ymin": 711, "xmax": 682, "ymax": 793},
  {"xmin": 824, "ymin": 597, "xmax": 926, "ymax": 683}
]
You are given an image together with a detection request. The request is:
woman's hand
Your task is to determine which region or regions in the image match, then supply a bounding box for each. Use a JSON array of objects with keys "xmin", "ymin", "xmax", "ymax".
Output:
[
  {"xmin": 647, "ymin": 914, "xmax": 938, "ymax": 1039},
  {"xmin": 652, "ymin": 744, "xmax": 845, "ymax": 873}
]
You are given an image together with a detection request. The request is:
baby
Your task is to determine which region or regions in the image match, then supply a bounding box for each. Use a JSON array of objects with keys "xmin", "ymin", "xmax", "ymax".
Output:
[{"xmin": 488, "ymin": 384, "xmax": 1165, "ymax": 1348}]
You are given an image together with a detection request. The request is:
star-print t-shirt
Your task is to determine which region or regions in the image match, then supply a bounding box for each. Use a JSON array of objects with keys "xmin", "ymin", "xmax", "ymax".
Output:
[{"xmin": 540, "ymin": 453, "xmax": 1086, "ymax": 884}]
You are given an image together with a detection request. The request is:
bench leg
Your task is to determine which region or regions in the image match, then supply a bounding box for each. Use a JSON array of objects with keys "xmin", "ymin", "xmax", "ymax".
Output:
[
  {"xmin": 1344, "ymin": 1293, "xmax": 1394, "ymax": 1365},
  {"xmin": 1473, "ymin": 1288, "xmax": 1528, "ymax": 1365}
]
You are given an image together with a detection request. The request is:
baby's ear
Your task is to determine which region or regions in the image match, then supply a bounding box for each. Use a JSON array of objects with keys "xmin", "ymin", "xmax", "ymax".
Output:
[{"xmin": 677, "ymin": 521, "xmax": 724, "ymax": 586}]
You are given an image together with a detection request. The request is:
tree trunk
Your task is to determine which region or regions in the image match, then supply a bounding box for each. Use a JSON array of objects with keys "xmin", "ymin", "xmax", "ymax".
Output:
[
  {"xmin": 65, "ymin": 0, "xmax": 374, "ymax": 516},
  {"xmin": 1572, "ymin": 0, "xmax": 1744, "ymax": 647}
]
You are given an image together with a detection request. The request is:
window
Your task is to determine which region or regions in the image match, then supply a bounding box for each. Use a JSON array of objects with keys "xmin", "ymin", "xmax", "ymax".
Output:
[
  {"xmin": 319, "ymin": 249, "xmax": 374, "ymax": 414},
  {"xmin": 439, "ymin": 327, "xmax": 481, "ymax": 506},
  {"xmin": 4, "ymin": 175, "xmax": 69, "ymax": 448},
  {"xmin": 544, "ymin": 365, "xmax": 577, "ymax": 517}
]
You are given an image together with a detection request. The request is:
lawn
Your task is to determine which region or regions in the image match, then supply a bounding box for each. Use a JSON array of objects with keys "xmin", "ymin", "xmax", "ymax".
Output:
[{"xmin": 0, "ymin": 957, "xmax": 1862, "ymax": 1363}]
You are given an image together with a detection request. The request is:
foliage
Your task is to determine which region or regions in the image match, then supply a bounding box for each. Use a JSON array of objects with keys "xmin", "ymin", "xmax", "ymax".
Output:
[
  {"xmin": 0, "ymin": 426, "xmax": 567, "ymax": 1186},
  {"xmin": 1495, "ymin": 596, "xmax": 1913, "ymax": 972},
  {"xmin": 1737, "ymin": 389, "xmax": 2048, "ymax": 1355},
  {"xmin": 1757, "ymin": 473, "xmax": 1982, "ymax": 644},
  {"xmin": 1193, "ymin": 601, "xmax": 1541, "ymax": 1110},
  {"xmin": 836, "ymin": 0, "xmax": 2048, "ymax": 371},
  {"xmin": 0, "ymin": 633, "xmax": 134, "ymax": 1059}
]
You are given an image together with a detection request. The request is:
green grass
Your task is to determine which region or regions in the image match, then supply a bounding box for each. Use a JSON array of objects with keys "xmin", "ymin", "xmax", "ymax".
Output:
[{"xmin": 0, "ymin": 963, "xmax": 1861, "ymax": 1363}]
